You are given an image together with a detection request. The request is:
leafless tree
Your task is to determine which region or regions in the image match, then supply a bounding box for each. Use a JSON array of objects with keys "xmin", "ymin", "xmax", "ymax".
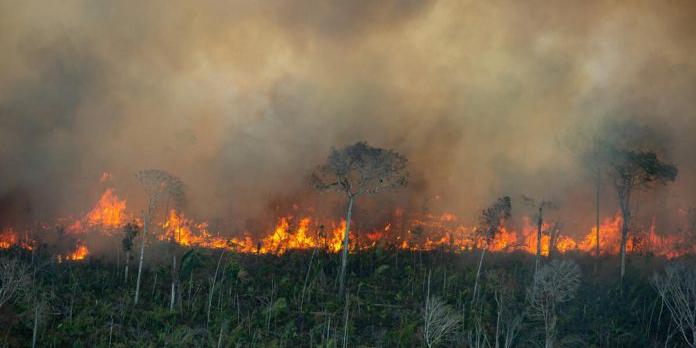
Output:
[
  {"xmin": 546, "ymin": 222, "xmax": 564, "ymax": 260},
  {"xmin": 311, "ymin": 141, "xmax": 408, "ymax": 298},
  {"xmin": 607, "ymin": 149, "xmax": 677, "ymax": 281},
  {"xmin": 134, "ymin": 169, "xmax": 185, "ymax": 305},
  {"xmin": 472, "ymin": 196, "xmax": 512, "ymax": 304},
  {"xmin": 487, "ymin": 270, "xmax": 522, "ymax": 348},
  {"xmin": 0, "ymin": 257, "xmax": 29, "ymax": 309},
  {"xmin": 523, "ymin": 196, "xmax": 558, "ymax": 273},
  {"xmin": 423, "ymin": 270, "xmax": 461, "ymax": 348},
  {"xmin": 528, "ymin": 259, "xmax": 581, "ymax": 348},
  {"xmin": 653, "ymin": 264, "xmax": 696, "ymax": 347},
  {"xmin": 122, "ymin": 222, "xmax": 139, "ymax": 284}
]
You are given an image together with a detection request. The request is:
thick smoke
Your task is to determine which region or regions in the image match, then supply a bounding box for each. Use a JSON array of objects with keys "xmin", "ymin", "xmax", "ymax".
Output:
[{"xmin": 1, "ymin": 0, "xmax": 695, "ymax": 237}]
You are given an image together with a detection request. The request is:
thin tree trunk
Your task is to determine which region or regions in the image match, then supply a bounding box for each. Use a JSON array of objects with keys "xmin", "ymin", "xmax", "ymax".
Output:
[
  {"xmin": 124, "ymin": 250, "xmax": 130, "ymax": 284},
  {"xmin": 472, "ymin": 246, "xmax": 487, "ymax": 304},
  {"xmin": 170, "ymin": 252, "xmax": 176, "ymax": 311},
  {"xmin": 338, "ymin": 196, "xmax": 354, "ymax": 299},
  {"xmin": 595, "ymin": 172, "xmax": 601, "ymax": 259},
  {"xmin": 300, "ymin": 247, "xmax": 318, "ymax": 312},
  {"xmin": 620, "ymin": 209, "xmax": 630, "ymax": 281},
  {"xmin": 342, "ymin": 289, "xmax": 350, "ymax": 348},
  {"xmin": 618, "ymin": 187, "xmax": 631, "ymax": 283},
  {"xmin": 535, "ymin": 206, "xmax": 543, "ymax": 274},
  {"xmin": 31, "ymin": 303, "xmax": 39, "ymax": 348},
  {"xmin": 134, "ymin": 209, "xmax": 151, "ymax": 305}
]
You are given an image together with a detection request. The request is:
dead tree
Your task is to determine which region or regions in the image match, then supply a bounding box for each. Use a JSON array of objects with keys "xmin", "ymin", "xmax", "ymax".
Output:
[
  {"xmin": 471, "ymin": 196, "xmax": 511, "ymax": 304},
  {"xmin": 528, "ymin": 259, "xmax": 581, "ymax": 348},
  {"xmin": 311, "ymin": 141, "xmax": 408, "ymax": 299},
  {"xmin": 566, "ymin": 127, "xmax": 611, "ymax": 262},
  {"xmin": 423, "ymin": 270, "xmax": 461, "ymax": 348},
  {"xmin": 607, "ymin": 149, "xmax": 677, "ymax": 281},
  {"xmin": 546, "ymin": 222, "xmax": 563, "ymax": 259},
  {"xmin": 134, "ymin": 169, "xmax": 185, "ymax": 305},
  {"xmin": 0, "ymin": 257, "xmax": 29, "ymax": 309},
  {"xmin": 523, "ymin": 196, "xmax": 558, "ymax": 273},
  {"xmin": 653, "ymin": 264, "xmax": 696, "ymax": 348},
  {"xmin": 122, "ymin": 222, "xmax": 139, "ymax": 284}
]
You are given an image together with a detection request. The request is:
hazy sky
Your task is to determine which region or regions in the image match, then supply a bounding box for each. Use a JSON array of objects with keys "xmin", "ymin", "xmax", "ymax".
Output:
[{"xmin": 1, "ymin": 0, "xmax": 695, "ymax": 235}]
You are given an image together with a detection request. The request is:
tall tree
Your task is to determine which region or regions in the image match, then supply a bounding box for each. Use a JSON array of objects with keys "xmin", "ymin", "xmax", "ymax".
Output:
[
  {"xmin": 566, "ymin": 126, "xmax": 610, "ymax": 262},
  {"xmin": 311, "ymin": 141, "xmax": 408, "ymax": 298},
  {"xmin": 472, "ymin": 196, "xmax": 511, "ymax": 304},
  {"xmin": 607, "ymin": 149, "xmax": 677, "ymax": 281},
  {"xmin": 134, "ymin": 169, "xmax": 185, "ymax": 305}
]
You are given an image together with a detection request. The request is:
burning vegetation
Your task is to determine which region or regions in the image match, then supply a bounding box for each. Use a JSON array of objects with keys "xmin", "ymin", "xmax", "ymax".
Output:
[{"xmin": 0, "ymin": 185, "xmax": 692, "ymax": 260}]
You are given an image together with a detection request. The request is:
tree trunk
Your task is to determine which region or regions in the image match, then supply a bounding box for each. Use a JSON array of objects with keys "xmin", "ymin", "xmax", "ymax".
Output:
[
  {"xmin": 338, "ymin": 196, "xmax": 354, "ymax": 299},
  {"xmin": 124, "ymin": 250, "xmax": 130, "ymax": 284},
  {"xmin": 472, "ymin": 246, "xmax": 487, "ymax": 304},
  {"xmin": 134, "ymin": 211, "xmax": 150, "ymax": 305},
  {"xmin": 595, "ymin": 172, "xmax": 601, "ymax": 259},
  {"xmin": 619, "ymin": 208, "xmax": 630, "ymax": 281},
  {"xmin": 535, "ymin": 206, "xmax": 543, "ymax": 274},
  {"xmin": 31, "ymin": 303, "xmax": 39, "ymax": 348},
  {"xmin": 619, "ymin": 189, "xmax": 631, "ymax": 282},
  {"xmin": 170, "ymin": 249, "xmax": 176, "ymax": 311}
]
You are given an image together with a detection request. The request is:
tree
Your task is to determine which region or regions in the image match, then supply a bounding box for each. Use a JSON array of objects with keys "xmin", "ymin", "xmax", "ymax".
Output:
[
  {"xmin": 566, "ymin": 126, "xmax": 610, "ymax": 262},
  {"xmin": 121, "ymin": 222, "xmax": 139, "ymax": 284},
  {"xmin": 0, "ymin": 257, "xmax": 29, "ymax": 309},
  {"xmin": 423, "ymin": 270, "xmax": 460, "ymax": 348},
  {"xmin": 134, "ymin": 169, "xmax": 185, "ymax": 305},
  {"xmin": 522, "ymin": 196, "xmax": 557, "ymax": 273},
  {"xmin": 311, "ymin": 141, "xmax": 408, "ymax": 298},
  {"xmin": 471, "ymin": 196, "xmax": 511, "ymax": 304},
  {"xmin": 528, "ymin": 259, "xmax": 581, "ymax": 348},
  {"xmin": 653, "ymin": 264, "xmax": 696, "ymax": 348},
  {"xmin": 607, "ymin": 149, "xmax": 677, "ymax": 281}
]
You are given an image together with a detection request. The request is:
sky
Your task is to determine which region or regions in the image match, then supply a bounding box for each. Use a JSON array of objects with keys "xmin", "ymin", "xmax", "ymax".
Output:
[{"xmin": 1, "ymin": 0, "xmax": 695, "ymax": 236}]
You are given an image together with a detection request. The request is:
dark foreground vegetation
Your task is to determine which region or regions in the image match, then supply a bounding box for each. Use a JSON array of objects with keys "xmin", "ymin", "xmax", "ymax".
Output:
[{"xmin": 0, "ymin": 247, "xmax": 694, "ymax": 347}]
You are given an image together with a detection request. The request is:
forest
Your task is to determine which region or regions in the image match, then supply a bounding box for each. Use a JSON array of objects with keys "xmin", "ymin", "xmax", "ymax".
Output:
[{"xmin": 2, "ymin": 1, "xmax": 696, "ymax": 347}]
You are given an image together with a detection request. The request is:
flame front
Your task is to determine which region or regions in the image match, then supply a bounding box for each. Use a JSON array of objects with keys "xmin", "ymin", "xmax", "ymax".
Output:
[{"xmin": 2, "ymin": 186, "xmax": 696, "ymax": 260}]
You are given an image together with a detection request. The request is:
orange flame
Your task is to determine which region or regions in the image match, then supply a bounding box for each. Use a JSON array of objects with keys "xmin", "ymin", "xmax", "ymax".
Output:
[
  {"xmin": 67, "ymin": 243, "xmax": 89, "ymax": 261},
  {"xmin": 85, "ymin": 189, "xmax": 127, "ymax": 229}
]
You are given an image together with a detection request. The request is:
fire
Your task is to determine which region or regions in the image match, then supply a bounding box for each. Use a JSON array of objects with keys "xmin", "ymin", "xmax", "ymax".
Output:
[
  {"xmin": 3, "ymin": 184, "xmax": 696, "ymax": 260},
  {"xmin": 0, "ymin": 228, "xmax": 18, "ymax": 249},
  {"xmin": 85, "ymin": 189, "xmax": 127, "ymax": 229},
  {"xmin": 0, "ymin": 228, "xmax": 33, "ymax": 251},
  {"xmin": 67, "ymin": 243, "xmax": 89, "ymax": 261}
]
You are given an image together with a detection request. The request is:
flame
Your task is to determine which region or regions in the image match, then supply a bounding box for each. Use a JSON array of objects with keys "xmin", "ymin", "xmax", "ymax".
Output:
[
  {"xmin": 67, "ymin": 243, "xmax": 89, "ymax": 261},
  {"xmin": 4, "ymin": 183, "xmax": 696, "ymax": 260},
  {"xmin": 85, "ymin": 189, "xmax": 127, "ymax": 229},
  {"xmin": 0, "ymin": 228, "xmax": 19, "ymax": 249}
]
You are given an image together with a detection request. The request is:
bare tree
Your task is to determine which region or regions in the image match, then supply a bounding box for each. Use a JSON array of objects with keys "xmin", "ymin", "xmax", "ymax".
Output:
[
  {"xmin": 546, "ymin": 222, "xmax": 564, "ymax": 260},
  {"xmin": 472, "ymin": 196, "xmax": 512, "ymax": 304},
  {"xmin": 522, "ymin": 196, "xmax": 558, "ymax": 273},
  {"xmin": 423, "ymin": 270, "xmax": 461, "ymax": 348},
  {"xmin": 528, "ymin": 259, "xmax": 581, "ymax": 348},
  {"xmin": 134, "ymin": 169, "xmax": 185, "ymax": 305},
  {"xmin": 653, "ymin": 264, "xmax": 696, "ymax": 347},
  {"xmin": 0, "ymin": 257, "xmax": 29, "ymax": 309},
  {"xmin": 122, "ymin": 222, "xmax": 139, "ymax": 284},
  {"xmin": 311, "ymin": 141, "xmax": 408, "ymax": 298},
  {"xmin": 607, "ymin": 149, "xmax": 677, "ymax": 281}
]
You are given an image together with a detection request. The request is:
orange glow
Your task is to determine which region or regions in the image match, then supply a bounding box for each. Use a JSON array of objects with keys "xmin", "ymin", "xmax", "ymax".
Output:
[
  {"xmin": 67, "ymin": 243, "xmax": 89, "ymax": 261},
  {"xmin": 4, "ymin": 183, "xmax": 696, "ymax": 260},
  {"xmin": 0, "ymin": 228, "xmax": 18, "ymax": 249},
  {"xmin": 85, "ymin": 189, "xmax": 127, "ymax": 229}
]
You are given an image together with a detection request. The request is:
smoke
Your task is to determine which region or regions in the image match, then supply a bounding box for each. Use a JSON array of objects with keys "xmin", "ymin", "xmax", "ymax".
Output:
[{"xmin": 1, "ymin": 0, "xmax": 695, "ymax": 237}]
